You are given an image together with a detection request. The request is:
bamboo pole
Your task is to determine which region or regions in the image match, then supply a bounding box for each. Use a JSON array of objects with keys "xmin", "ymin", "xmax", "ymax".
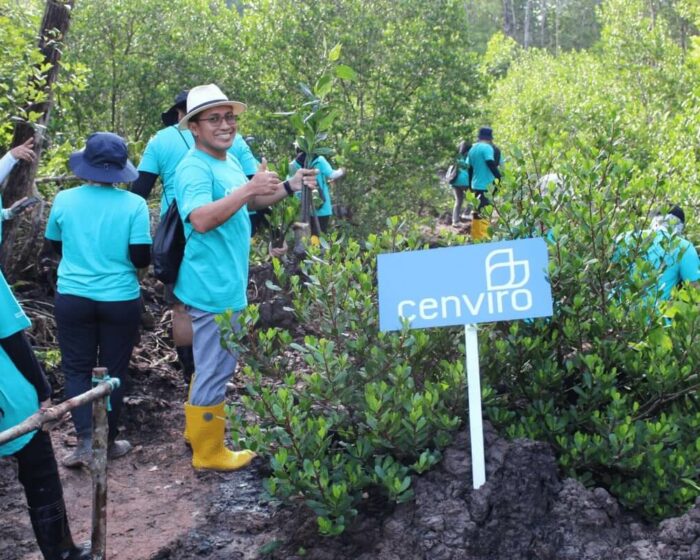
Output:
[
  {"xmin": 91, "ymin": 367, "xmax": 109, "ymax": 560},
  {"xmin": 0, "ymin": 378, "xmax": 120, "ymax": 445}
]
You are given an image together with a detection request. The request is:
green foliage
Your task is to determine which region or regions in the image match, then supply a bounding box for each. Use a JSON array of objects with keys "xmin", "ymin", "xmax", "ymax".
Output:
[
  {"xmin": 278, "ymin": 42, "xmax": 353, "ymax": 163},
  {"xmin": 483, "ymin": 154, "xmax": 700, "ymax": 518},
  {"xmin": 62, "ymin": 0, "xmax": 242, "ymax": 141},
  {"xmin": 481, "ymin": 32, "xmax": 522, "ymax": 80},
  {"xmin": 222, "ymin": 224, "xmax": 466, "ymax": 535},
  {"xmin": 0, "ymin": 0, "xmax": 85, "ymax": 155},
  {"xmin": 0, "ymin": 3, "xmax": 43, "ymax": 146},
  {"xmin": 477, "ymin": 3, "xmax": 700, "ymax": 517}
]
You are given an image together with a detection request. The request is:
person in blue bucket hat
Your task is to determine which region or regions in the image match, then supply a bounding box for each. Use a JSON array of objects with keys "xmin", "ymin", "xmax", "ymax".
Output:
[{"xmin": 45, "ymin": 132, "xmax": 152, "ymax": 468}]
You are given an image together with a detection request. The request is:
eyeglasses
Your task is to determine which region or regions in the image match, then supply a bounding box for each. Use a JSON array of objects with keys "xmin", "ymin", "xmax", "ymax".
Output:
[{"xmin": 196, "ymin": 112, "xmax": 237, "ymax": 127}]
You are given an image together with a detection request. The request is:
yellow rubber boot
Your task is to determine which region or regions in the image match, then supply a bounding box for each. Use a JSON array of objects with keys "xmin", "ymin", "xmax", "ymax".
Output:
[
  {"xmin": 185, "ymin": 402, "xmax": 256, "ymax": 471},
  {"xmin": 471, "ymin": 217, "xmax": 490, "ymax": 241}
]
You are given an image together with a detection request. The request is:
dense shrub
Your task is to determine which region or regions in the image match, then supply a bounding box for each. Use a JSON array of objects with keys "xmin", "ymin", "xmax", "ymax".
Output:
[
  {"xmin": 222, "ymin": 224, "xmax": 468, "ymax": 535},
  {"xmin": 480, "ymin": 139, "xmax": 700, "ymax": 519}
]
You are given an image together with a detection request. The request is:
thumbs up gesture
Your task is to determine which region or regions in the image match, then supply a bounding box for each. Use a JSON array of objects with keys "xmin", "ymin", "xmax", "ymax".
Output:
[{"xmin": 248, "ymin": 157, "xmax": 279, "ymax": 197}]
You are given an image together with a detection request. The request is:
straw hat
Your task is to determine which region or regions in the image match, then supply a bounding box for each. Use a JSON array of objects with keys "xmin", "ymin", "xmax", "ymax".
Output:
[{"xmin": 178, "ymin": 84, "xmax": 246, "ymax": 130}]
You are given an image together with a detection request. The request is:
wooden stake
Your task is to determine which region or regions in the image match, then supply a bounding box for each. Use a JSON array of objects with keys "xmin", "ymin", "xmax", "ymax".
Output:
[{"xmin": 91, "ymin": 367, "xmax": 109, "ymax": 560}]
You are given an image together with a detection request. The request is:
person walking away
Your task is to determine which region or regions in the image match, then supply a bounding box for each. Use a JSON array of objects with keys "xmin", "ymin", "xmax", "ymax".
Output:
[
  {"xmin": 467, "ymin": 127, "xmax": 501, "ymax": 240},
  {"xmin": 131, "ymin": 90, "xmax": 262, "ymax": 386},
  {"xmin": 450, "ymin": 140, "xmax": 471, "ymax": 225},
  {"xmin": 0, "ymin": 137, "xmax": 37, "ymax": 242},
  {"xmin": 0, "ymin": 269, "xmax": 90, "ymax": 559},
  {"xmin": 45, "ymin": 132, "xmax": 152, "ymax": 468},
  {"xmin": 174, "ymin": 84, "xmax": 317, "ymax": 471}
]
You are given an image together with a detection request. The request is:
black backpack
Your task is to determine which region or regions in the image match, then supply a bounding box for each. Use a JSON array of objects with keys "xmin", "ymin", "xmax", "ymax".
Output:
[{"xmin": 152, "ymin": 198, "xmax": 185, "ymax": 284}]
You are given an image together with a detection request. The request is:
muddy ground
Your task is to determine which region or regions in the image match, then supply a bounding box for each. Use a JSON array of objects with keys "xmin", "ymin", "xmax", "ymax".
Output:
[{"xmin": 1, "ymin": 266, "xmax": 699, "ymax": 560}]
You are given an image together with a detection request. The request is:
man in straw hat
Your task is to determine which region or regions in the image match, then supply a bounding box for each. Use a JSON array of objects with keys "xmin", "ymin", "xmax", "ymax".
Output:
[
  {"xmin": 131, "ymin": 89, "xmax": 263, "ymax": 389},
  {"xmin": 174, "ymin": 84, "xmax": 317, "ymax": 471}
]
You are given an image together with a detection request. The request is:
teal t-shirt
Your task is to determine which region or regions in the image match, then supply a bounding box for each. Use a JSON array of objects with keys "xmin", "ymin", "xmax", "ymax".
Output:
[
  {"xmin": 453, "ymin": 154, "xmax": 469, "ymax": 188},
  {"xmin": 138, "ymin": 125, "xmax": 194, "ymax": 218},
  {"xmin": 467, "ymin": 142, "xmax": 496, "ymax": 191},
  {"xmin": 617, "ymin": 229, "xmax": 700, "ymax": 302},
  {"xmin": 0, "ymin": 270, "xmax": 37, "ymax": 456},
  {"xmin": 290, "ymin": 155, "xmax": 335, "ymax": 217},
  {"xmin": 0, "ymin": 346, "xmax": 39, "ymax": 456},
  {"xmin": 173, "ymin": 150, "xmax": 251, "ymax": 313},
  {"xmin": 45, "ymin": 185, "xmax": 152, "ymax": 302}
]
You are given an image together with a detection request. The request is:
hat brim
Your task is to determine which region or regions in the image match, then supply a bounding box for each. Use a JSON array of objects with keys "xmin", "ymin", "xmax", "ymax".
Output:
[
  {"xmin": 178, "ymin": 100, "xmax": 246, "ymax": 130},
  {"xmin": 68, "ymin": 150, "xmax": 139, "ymax": 184}
]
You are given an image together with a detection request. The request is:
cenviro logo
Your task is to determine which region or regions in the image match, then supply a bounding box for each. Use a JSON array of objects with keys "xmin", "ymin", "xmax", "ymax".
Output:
[
  {"xmin": 397, "ymin": 247, "xmax": 534, "ymax": 323},
  {"xmin": 485, "ymin": 248, "xmax": 533, "ymax": 312}
]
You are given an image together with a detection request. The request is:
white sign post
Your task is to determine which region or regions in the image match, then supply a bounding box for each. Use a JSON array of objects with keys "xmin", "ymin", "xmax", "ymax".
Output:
[
  {"xmin": 377, "ymin": 238, "xmax": 553, "ymax": 490},
  {"xmin": 465, "ymin": 324, "xmax": 486, "ymax": 489}
]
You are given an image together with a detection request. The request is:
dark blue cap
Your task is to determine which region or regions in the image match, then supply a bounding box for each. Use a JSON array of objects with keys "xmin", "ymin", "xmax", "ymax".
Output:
[
  {"xmin": 161, "ymin": 90, "xmax": 189, "ymax": 126},
  {"xmin": 478, "ymin": 127, "xmax": 493, "ymax": 141},
  {"xmin": 69, "ymin": 132, "xmax": 138, "ymax": 184},
  {"xmin": 668, "ymin": 205, "xmax": 685, "ymax": 223}
]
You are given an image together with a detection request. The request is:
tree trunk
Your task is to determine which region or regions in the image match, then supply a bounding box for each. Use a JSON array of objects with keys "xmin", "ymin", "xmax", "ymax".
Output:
[
  {"xmin": 502, "ymin": 0, "xmax": 515, "ymax": 38},
  {"xmin": 539, "ymin": 0, "xmax": 548, "ymax": 48},
  {"xmin": 555, "ymin": 0, "xmax": 561, "ymax": 52},
  {"xmin": 0, "ymin": 0, "xmax": 75, "ymax": 279},
  {"xmin": 523, "ymin": 0, "xmax": 532, "ymax": 48}
]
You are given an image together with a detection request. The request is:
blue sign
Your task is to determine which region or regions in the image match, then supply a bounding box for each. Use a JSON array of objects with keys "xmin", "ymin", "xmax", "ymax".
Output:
[{"xmin": 377, "ymin": 238, "xmax": 553, "ymax": 331}]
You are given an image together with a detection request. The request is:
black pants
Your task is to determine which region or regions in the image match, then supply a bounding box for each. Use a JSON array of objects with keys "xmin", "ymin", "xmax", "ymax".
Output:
[
  {"xmin": 54, "ymin": 293, "xmax": 140, "ymax": 440},
  {"xmin": 469, "ymin": 188, "xmax": 491, "ymax": 215},
  {"xmin": 14, "ymin": 430, "xmax": 62, "ymax": 508}
]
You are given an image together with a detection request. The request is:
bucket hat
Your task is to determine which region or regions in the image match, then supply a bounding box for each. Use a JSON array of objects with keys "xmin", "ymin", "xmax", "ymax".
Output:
[
  {"xmin": 161, "ymin": 90, "xmax": 189, "ymax": 127},
  {"xmin": 478, "ymin": 127, "xmax": 493, "ymax": 141},
  {"xmin": 68, "ymin": 132, "xmax": 138, "ymax": 184},
  {"xmin": 178, "ymin": 84, "xmax": 246, "ymax": 130}
]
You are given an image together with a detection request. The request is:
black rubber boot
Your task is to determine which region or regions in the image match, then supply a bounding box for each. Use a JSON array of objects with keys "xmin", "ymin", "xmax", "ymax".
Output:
[
  {"xmin": 176, "ymin": 345, "xmax": 195, "ymax": 386},
  {"xmin": 28, "ymin": 499, "xmax": 91, "ymax": 560}
]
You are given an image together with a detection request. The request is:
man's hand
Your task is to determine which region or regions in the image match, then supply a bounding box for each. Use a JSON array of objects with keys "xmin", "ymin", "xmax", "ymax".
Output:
[
  {"xmin": 247, "ymin": 158, "xmax": 280, "ymax": 199},
  {"xmin": 10, "ymin": 137, "xmax": 36, "ymax": 163},
  {"xmin": 288, "ymin": 167, "xmax": 319, "ymax": 192},
  {"xmin": 269, "ymin": 240, "xmax": 288, "ymax": 259}
]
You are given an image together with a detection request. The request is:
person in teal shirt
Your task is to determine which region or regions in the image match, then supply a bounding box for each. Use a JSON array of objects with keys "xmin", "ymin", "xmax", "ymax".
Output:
[
  {"xmin": 467, "ymin": 127, "xmax": 501, "ymax": 240},
  {"xmin": 173, "ymin": 84, "xmax": 317, "ymax": 472},
  {"xmin": 450, "ymin": 140, "xmax": 471, "ymax": 225},
  {"xmin": 45, "ymin": 132, "xmax": 151, "ymax": 468},
  {"xmin": 616, "ymin": 206, "xmax": 699, "ymax": 305},
  {"xmin": 289, "ymin": 146, "xmax": 344, "ymax": 236},
  {"xmin": 131, "ymin": 90, "xmax": 262, "ymax": 387},
  {"xmin": 0, "ymin": 136, "xmax": 37, "ymax": 243},
  {"xmin": 0, "ymin": 269, "xmax": 90, "ymax": 560}
]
